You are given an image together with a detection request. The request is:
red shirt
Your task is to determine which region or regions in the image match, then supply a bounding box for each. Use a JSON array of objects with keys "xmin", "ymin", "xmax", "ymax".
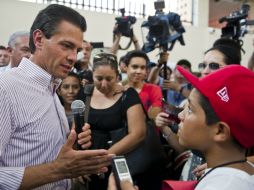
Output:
[{"xmin": 139, "ymin": 83, "xmax": 162, "ymax": 111}]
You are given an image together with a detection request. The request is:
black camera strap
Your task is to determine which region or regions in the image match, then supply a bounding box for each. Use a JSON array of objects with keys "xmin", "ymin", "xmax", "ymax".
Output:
[
  {"xmin": 113, "ymin": 34, "xmax": 133, "ymax": 50},
  {"xmin": 195, "ymin": 158, "xmax": 247, "ymax": 187}
]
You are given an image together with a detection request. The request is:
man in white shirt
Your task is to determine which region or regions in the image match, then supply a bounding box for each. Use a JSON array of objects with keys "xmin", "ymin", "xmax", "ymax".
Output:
[{"xmin": 0, "ymin": 4, "xmax": 113, "ymax": 190}]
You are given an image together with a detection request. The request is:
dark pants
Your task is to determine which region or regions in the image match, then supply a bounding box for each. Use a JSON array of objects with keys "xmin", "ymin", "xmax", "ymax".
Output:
[
  {"xmin": 133, "ymin": 168, "xmax": 163, "ymax": 190},
  {"xmin": 88, "ymin": 171, "xmax": 111, "ymax": 190}
]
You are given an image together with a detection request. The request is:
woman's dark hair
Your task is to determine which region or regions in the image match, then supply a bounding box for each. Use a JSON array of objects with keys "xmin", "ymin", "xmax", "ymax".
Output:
[
  {"xmin": 197, "ymin": 89, "xmax": 244, "ymax": 149},
  {"xmin": 124, "ymin": 50, "xmax": 150, "ymax": 67},
  {"xmin": 29, "ymin": 4, "xmax": 87, "ymax": 54},
  {"xmin": 92, "ymin": 53, "xmax": 119, "ymax": 76},
  {"xmin": 205, "ymin": 38, "xmax": 241, "ymax": 65}
]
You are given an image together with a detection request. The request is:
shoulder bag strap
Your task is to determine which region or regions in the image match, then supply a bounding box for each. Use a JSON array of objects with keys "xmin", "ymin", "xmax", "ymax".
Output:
[
  {"xmin": 84, "ymin": 96, "xmax": 91, "ymax": 122},
  {"xmin": 83, "ymin": 84, "xmax": 94, "ymax": 122},
  {"xmin": 121, "ymin": 88, "xmax": 149, "ymax": 120}
]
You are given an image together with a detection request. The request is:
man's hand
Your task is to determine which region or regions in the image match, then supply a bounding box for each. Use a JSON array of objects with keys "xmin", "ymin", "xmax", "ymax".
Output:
[
  {"xmin": 81, "ymin": 79, "xmax": 89, "ymax": 88},
  {"xmin": 158, "ymin": 52, "xmax": 169, "ymax": 67},
  {"xmin": 114, "ymin": 83, "xmax": 125, "ymax": 95},
  {"xmin": 20, "ymin": 129, "xmax": 114, "ymax": 189},
  {"xmin": 55, "ymin": 129, "xmax": 114, "ymax": 178},
  {"xmin": 161, "ymin": 79, "xmax": 181, "ymax": 91},
  {"xmin": 77, "ymin": 123, "xmax": 92, "ymax": 149}
]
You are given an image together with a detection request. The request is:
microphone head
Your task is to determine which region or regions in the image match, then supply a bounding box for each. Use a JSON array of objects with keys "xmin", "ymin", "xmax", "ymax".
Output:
[{"xmin": 71, "ymin": 100, "xmax": 85, "ymax": 114}]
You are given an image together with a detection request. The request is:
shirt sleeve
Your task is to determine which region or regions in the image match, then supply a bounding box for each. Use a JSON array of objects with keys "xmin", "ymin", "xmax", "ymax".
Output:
[
  {"xmin": 147, "ymin": 83, "xmax": 163, "ymax": 108},
  {"xmin": 0, "ymin": 87, "xmax": 25, "ymax": 189},
  {"xmin": 0, "ymin": 167, "xmax": 25, "ymax": 189},
  {"xmin": 123, "ymin": 87, "xmax": 142, "ymax": 111}
]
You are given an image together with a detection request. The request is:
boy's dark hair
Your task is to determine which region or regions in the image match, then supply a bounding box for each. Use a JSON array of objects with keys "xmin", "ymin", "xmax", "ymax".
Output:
[
  {"xmin": 124, "ymin": 50, "xmax": 150, "ymax": 67},
  {"xmin": 119, "ymin": 55, "xmax": 126, "ymax": 65},
  {"xmin": 29, "ymin": 4, "xmax": 87, "ymax": 53},
  {"xmin": 0, "ymin": 45, "xmax": 7, "ymax": 50},
  {"xmin": 197, "ymin": 89, "xmax": 220, "ymax": 125},
  {"xmin": 177, "ymin": 59, "xmax": 191, "ymax": 70},
  {"xmin": 197, "ymin": 89, "xmax": 244, "ymax": 149}
]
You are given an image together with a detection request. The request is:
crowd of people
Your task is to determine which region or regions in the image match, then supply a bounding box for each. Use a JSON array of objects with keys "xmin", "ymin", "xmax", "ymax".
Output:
[{"xmin": 0, "ymin": 3, "xmax": 254, "ymax": 190}]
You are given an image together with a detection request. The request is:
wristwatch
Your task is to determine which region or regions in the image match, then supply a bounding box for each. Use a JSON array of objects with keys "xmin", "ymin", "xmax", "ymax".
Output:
[{"xmin": 162, "ymin": 131, "xmax": 171, "ymax": 141}]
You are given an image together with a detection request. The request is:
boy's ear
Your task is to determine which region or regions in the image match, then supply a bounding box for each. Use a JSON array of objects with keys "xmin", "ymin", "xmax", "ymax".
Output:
[{"xmin": 213, "ymin": 121, "xmax": 231, "ymax": 143}]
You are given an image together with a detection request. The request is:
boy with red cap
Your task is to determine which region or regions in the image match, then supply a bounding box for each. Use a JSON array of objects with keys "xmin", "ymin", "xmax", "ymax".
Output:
[
  {"xmin": 175, "ymin": 65, "xmax": 254, "ymax": 189},
  {"xmin": 108, "ymin": 65, "xmax": 254, "ymax": 190}
]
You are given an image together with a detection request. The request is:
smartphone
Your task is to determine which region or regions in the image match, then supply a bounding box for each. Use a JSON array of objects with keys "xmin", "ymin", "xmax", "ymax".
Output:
[
  {"xmin": 162, "ymin": 99, "xmax": 182, "ymax": 124},
  {"xmin": 112, "ymin": 156, "xmax": 133, "ymax": 189}
]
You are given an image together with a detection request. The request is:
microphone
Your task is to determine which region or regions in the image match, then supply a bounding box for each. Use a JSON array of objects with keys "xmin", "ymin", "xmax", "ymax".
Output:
[{"xmin": 71, "ymin": 100, "xmax": 85, "ymax": 150}]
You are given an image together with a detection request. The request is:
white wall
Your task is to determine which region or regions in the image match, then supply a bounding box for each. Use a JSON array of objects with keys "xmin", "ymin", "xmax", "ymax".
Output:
[{"xmin": 0, "ymin": 0, "xmax": 253, "ymax": 71}]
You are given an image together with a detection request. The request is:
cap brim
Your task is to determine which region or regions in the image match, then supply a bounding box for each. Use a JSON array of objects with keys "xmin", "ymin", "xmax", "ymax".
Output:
[{"xmin": 176, "ymin": 66, "xmax": 200, "ymax": 89}]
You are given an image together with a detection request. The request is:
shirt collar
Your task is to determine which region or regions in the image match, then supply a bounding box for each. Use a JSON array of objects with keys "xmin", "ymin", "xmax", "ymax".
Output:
[{"xmin": 18, "ymin": 57, "xmax": 62, "ymax": 90}]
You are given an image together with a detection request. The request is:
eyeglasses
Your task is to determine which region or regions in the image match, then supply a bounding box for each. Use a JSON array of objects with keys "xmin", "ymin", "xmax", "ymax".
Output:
[{"xmin": 198, "ymin": 62, "xmax": 221, "ymax": 71}]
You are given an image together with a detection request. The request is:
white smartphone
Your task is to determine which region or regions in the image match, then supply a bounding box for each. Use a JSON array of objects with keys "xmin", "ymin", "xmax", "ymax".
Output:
[{"xmin": 112, "ymin": 156, "xmax": 133, "ymax": 189}]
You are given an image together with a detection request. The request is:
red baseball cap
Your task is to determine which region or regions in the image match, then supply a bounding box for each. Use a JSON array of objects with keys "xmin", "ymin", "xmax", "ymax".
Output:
[{"xmin": 177, "ymin": 65, "xmax": 254, "ymax": 148}]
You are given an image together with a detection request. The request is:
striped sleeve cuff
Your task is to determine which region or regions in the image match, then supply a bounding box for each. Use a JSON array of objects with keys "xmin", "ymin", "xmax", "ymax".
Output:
[{"xmin": 0, "ymin": 167, "xmax": 25, "ymax": 190}]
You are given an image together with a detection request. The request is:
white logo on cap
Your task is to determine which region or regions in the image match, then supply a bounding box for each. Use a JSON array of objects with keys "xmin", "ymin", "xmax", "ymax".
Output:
[{"xmin": 217, "ymin": 87, "xmax": 229, "ymax": 102}]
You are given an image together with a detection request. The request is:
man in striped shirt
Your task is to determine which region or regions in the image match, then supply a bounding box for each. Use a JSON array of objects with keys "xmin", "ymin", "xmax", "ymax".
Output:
[{"xmin": 0, "ymin": 4, "xmax": 113, "ymax": 190}]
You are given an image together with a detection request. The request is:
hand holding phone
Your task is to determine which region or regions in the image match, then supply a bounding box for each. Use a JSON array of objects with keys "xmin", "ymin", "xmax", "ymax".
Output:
[
  {"xmin": 162, "ymin": 100, "xmax": 181, "ymax": 124},
  {"xmin": 111, "ymin": 156, "xmax": 133, "ymax": 190}
]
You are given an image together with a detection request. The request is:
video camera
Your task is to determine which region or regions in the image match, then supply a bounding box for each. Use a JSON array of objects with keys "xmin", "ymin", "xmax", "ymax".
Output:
[
  {"xmin": 114, "ymin": 8, "xmax": 136, "ymax": 38},
  {"xmin": 219, "ymin": 4, "xmax": 254, "ymax": 45},
  {"xmin": 141, "ymin": 0, "xmax": 185, "ymax": 53}
]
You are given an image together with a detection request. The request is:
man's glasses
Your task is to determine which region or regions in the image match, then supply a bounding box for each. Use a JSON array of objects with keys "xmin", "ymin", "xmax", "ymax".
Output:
[{"xmin": 198, "ymin": 62, "xmax": 221, "ymax": 71}]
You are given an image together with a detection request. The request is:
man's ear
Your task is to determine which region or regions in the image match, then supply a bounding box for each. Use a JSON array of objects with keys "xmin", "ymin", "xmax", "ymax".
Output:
[
  {"xmin": 6, "ymin": 47, "xmax": 13, "ymax": 54},
  {"xmin": 33, "ymin": 29, "xmax": 45, "ymax": 51},
  {"xmin": 213, "ymin": 121, "xmax": 231, "ymax": 143},
  {"xmin": 56, "ymin": 88, "xmax": 61, "ymax": 95}
]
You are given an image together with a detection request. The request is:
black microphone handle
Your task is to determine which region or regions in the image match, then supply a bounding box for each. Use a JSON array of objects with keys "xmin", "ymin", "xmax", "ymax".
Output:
[{"xmin": 73, "ymin": 113, "xmax": 84, "ymax": 150}]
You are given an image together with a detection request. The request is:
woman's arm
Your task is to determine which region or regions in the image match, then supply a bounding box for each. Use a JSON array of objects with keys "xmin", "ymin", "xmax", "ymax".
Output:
[
  {"xmin": 108, "ymin": 104, "xmax": 146, "ymax": 155},
  {"xmin": 247, "ymin": 155, "xmax": 254, "ymax": 164}
]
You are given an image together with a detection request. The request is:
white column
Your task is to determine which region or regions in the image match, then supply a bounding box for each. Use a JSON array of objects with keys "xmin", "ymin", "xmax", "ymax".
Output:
[{"xmin": 192, "ymin": 0, "xmax": 209, "ymax": 27}]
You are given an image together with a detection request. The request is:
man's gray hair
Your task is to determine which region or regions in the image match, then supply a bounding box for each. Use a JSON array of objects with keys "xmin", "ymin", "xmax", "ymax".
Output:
[{"xmin": 8, "ymin": 31, "xmax": 29, "ymax": 48}]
